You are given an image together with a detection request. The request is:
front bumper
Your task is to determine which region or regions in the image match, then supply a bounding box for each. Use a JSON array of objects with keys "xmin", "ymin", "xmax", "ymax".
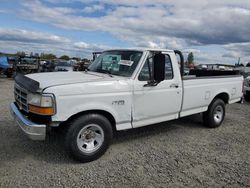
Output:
[{"xmin": 10, "ymin": 102, "xmax": 46, "ymax": 141}]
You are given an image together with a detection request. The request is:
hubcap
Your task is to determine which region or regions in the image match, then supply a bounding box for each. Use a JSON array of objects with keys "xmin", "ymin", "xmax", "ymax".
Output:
[
  {"xmin": 77, "ymin": 124, "xmax": 104, "ymax": 154},
  {"xmin": 213, "ymin": 105, "xmax": 223, "ymax": 124}
]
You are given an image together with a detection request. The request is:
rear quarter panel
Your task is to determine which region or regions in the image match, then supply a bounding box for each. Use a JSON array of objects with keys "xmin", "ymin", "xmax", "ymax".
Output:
[{"xmin": 181, "ymin": 76, "xmax": 243, "ymax": 117}]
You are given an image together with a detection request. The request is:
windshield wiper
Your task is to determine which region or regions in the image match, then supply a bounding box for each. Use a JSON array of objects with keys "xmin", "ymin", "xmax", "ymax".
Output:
[
  {"xmin": 102, "ymin": 70, "xmax": 113, "ymax": 77},
  {"xmin": 96, "ymin": 69, "xmax": 113, "ymax": 77}
]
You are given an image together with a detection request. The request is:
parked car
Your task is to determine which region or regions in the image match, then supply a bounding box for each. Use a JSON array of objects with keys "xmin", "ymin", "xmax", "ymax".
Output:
[
  {"xmin": 10, "ymin": 48, "xmax": 243, "ymax": 162},
  {"xmin": 15, "ymin": 56, "xmax": 40, "ymax": 74},
  {"xmin": 54, "ymin": 61, "xmax": 73, "ymax": 72},
  {"xmin": 73, "ymin": 61, "xmax": 88, "ymax": 71},
  {"xmin": 41, "ymin": 61, "xmax": 55, "ymax": 72},
  {"xmin": 243, "ymin": 76, "xmax": 250, "ymax": 101},
  {"xmin": 183, "ymin": 68, "xmax": 190, "ymax": 75},
  {"xmin": 0, "ymin": 56, "xmax": 15, "ymax": 77}
]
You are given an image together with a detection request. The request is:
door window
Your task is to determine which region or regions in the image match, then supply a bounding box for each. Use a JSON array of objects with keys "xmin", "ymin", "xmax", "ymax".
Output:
[{"xmin": 138, "ymin": 53, "xmax": 173, "ymax": 81}]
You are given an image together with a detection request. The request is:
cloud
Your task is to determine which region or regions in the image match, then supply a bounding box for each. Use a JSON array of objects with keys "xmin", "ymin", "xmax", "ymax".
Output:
[
  {"xmin": 224, "ymin": 43, "xmax": 250, "ymax": 56},
  {"xmin": 20, "ymin": 0, "xmax": 250, "ymax": 51},
  {"xmin": 44, "ymin": 0, "xmax": 250, "ymax": 8},
  {"xmin": 74, "ymin": 41, "xmax": 111, "ymax": 51},
  {"xmin": 0, "ymin": 10, "xmax": 8, "ymax": 14},
  {"xmin": 82, "ymin": 4, "xmax": 104, "ymax": 13},
  {"xmin": 0, "ymin": 28, "xmax": 70, "ymax": 44},
  {"xmin": 222, "ymin": 52, "xmax": 240, "ymax": 58},
  {"xmin": 223, "ymin": 42, "xmax": 250, "ymax": 63},
  {"xmin": 182, "ymin": 49, "xmax": 201, "ymax": 54},
  {"xmin": 2, "ymin": 0, "xmax": 250, "ymax": 63},
  {"xmin": 74, "ymin": 41, "xmax": 90, "ymax": 48},
  {"xmin": 0, "ymin": 28, "xmax": 111, "ymax": 57}
]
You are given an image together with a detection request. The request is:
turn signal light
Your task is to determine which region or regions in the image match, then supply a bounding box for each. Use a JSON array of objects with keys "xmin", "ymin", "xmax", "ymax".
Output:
[{"xmin": 29, "ymin": 104, "xmax": 55, "ymax": 115}]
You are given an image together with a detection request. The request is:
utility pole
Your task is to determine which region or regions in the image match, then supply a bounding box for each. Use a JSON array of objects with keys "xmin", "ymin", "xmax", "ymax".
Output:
[{"xmin": 237, "ymin": 57, "xmax": 241, "ymax": 66}]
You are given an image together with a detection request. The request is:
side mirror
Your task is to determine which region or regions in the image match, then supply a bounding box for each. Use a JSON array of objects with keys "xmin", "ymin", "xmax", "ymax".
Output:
[{"xmin": 153, "ymin": 53, "xmax": 165, "ymax": 83}]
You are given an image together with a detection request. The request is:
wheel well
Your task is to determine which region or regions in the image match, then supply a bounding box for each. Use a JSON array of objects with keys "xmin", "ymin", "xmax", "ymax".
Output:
[
  {"xmin": 63, "ymin": 110, "xmax": 117, "ymax": 131},
  {"xmin": 214, "ymin": 93, "xmax": 229, "ymax": 104}
]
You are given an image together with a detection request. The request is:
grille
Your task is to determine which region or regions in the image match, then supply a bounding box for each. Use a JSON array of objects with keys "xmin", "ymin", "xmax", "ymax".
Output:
[{"xmin": 14, "ymin": 84, "xmax": 29, "ymax": 112}]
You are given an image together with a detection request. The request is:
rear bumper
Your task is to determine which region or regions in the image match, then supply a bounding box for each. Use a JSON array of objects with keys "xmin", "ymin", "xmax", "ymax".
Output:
[{"xmin": 10, "ymin": 102, "xmax": 46, "ymax": 141}]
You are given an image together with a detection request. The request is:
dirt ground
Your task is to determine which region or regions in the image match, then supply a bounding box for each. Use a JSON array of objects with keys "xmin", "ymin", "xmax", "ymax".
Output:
[{"xmin": 0, "ymin": 76, "xmax": 249, "ymax": 187}]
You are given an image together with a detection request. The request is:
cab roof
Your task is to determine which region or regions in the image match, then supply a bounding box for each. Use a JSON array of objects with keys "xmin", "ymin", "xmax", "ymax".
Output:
[{"xmin": 104, "ymin": 48, "xmax": 174, "ymax": 53}]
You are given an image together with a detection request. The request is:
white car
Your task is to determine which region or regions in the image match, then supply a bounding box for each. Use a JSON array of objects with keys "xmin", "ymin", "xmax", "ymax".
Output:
[{"xmin": 10, "ymin": 49, "xmax": 243, "ymax": 162}]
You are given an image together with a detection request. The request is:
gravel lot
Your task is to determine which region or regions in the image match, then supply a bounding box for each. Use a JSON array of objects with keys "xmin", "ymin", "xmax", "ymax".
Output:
[{"xmin": 0, "ymin": 76, "xmax": 249, "ymax": 187}]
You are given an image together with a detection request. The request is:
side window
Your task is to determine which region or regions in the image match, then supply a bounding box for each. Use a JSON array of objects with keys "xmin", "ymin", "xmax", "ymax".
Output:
[
  {"xmin": 138, "ymin": 57, "xmax": 153, "ymax": 81},
  {"xmin": 165, "ymin": 55, "xmax": 174, "ymax": 79},
  {"xmin": 138, "ymin": 53, "xmax": 173, "ymax": 81}
]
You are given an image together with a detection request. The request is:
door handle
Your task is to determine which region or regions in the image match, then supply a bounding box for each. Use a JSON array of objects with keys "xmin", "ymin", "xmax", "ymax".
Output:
[{"xmin": 170, "ymin": 83, "xmax": 179, "ymax": 88}]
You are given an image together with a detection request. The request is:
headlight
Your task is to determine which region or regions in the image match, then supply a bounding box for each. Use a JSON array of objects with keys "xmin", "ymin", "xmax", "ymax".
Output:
[
  {"xmin": 27, "ymin": 93, "xmax": 54, "ymax": 107},
  {"xmin": 27, "ymin": 93, "xmax": 55, "ymax": 115}
]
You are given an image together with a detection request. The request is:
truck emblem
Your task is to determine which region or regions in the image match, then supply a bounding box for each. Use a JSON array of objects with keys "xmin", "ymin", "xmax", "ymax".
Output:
[{"xmin": 112, "ymin": 100, "xmax": 125, "ymax": 105}]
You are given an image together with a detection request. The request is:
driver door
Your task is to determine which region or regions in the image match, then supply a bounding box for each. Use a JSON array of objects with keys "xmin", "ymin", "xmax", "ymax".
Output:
[{"xmin": 132, "ymin": 51, "xmax": 182, "ymax": 128}]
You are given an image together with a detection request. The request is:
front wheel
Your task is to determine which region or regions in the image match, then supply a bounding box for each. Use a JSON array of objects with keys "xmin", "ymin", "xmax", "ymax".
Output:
[
  {"xmin": 65, "ymin": 114, "xmax": 113, "ymax": 162},
  {"xmin": 6, "ymin": 73, "xmax": 12, "ymax": 78},
  {"xmin": 203, "ymin": 99, "xmax": 225, "ymax": 128}
]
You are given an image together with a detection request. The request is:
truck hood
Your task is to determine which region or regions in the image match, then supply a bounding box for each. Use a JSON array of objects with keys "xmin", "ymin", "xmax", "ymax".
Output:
[{"xmin": 26, "ymin": 71, "xmax": 117, "ymax": 90}]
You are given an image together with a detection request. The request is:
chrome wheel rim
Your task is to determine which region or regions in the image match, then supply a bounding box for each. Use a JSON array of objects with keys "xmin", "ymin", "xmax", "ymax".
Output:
[
  {"xmin": 213, "ymin": 105, "xmax": 223, "ymax": 124},
  {"xmin": 77, "ymin": 124, "xmax": 104, "ymax": 154}
]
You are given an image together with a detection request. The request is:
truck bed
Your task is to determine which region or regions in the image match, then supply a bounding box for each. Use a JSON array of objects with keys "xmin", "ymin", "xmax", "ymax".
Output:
[
  {"xmin": 180, "ymin": 75, "xmax": 243, "ymax": 117},
  {"xmin": 189, "ymin": 69, "xmax": 240, "ymax": 77}
]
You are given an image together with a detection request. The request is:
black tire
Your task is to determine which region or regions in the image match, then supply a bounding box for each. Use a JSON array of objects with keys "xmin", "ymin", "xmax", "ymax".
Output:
[
  {"xmin": 65, "ymin": 114, "xmax": 113, "ymax": 162},
  {"xmin": 244, "ymin": 94, "xmax": 250, "ymax": 102},
  {"xmin": 203, "ymin": 98, "xmax": 225, "ymax": 128},
  {"xmin": 6, "ymin": 74, "xmax": 12, "ymax": 78}
]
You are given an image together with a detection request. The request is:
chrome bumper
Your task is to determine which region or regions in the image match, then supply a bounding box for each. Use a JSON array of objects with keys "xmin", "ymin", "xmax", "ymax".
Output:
[{"xmin": 10, "ymin": 102, "xmax": 46, "ymax": 141}]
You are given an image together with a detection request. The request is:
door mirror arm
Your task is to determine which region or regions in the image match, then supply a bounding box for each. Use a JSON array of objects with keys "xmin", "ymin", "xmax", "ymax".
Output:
[{"xmin": 143, "ymin": 80, "xmax": 159, "ymax": 87}]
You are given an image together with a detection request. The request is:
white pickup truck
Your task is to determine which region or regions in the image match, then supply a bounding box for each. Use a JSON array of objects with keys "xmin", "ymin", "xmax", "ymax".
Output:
[{"xmin": 10, "ymin": 49, "xmax": 243, "ymax": 162}]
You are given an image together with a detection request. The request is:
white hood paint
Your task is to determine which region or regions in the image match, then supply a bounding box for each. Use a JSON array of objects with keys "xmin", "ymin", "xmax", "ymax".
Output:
[{"xmin": 26, "ymin": 71, "xmax": 119, "ymax": 89}]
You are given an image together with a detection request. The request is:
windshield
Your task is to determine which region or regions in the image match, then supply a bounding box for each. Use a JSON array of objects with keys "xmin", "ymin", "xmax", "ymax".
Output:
[
  {"xmin": 20, "ymin": 57, "xmax": 37, "ymax": 64},
  {"xmin": 88, "ymin": 50, "xmax": 143, "ymax": 77}
]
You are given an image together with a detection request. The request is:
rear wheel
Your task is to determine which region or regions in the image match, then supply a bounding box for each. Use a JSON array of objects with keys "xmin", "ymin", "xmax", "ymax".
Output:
[
  {"xmin": 203, "ymin": 98, "xmax": 225, "ymax": 128},
  {"xmin": 244, "ymin": 93, "xmax": 250, "ymax": 102},
  {"xmin": 65, "ymin": 114, "xmax": 113, "ymax": 162}
]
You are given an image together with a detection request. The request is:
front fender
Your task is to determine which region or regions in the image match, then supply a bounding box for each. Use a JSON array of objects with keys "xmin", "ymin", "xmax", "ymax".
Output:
[{"xmin": 58, "ymin": 102, "xmax": 120, "ymax": 123}]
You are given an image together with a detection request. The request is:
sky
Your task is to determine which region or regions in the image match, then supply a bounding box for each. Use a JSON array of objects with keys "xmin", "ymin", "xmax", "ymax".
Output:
[{"xmin": 0, "ymin": 0, "xmax": 250, "ymax": 64}]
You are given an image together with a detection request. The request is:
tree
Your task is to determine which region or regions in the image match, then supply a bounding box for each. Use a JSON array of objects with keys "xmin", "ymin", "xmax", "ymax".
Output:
[
  {"xmin": 16, "ymin": 51, "xmax": 26, "ymax": 57},
  {"xmin": 187, "ymin": 52, "xmax": 194, "ymax": 65},
  {"xmin": 59, "ymin": 55, "xmax": 70, "ymax": 60},
  {"xmin": 40, "ymin": 53, "xmax": 57, "ymax": 60},
  {"xmin": 82, "ymin": 58, "xmax": 90, "ymax": 63},
  {"xmin": 34, "ymin": 53, "xmax": 39, "ymax": 58},
  {"xmin": 72, "ymin": 57, "xmax": 81, "ymax": 61}
]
